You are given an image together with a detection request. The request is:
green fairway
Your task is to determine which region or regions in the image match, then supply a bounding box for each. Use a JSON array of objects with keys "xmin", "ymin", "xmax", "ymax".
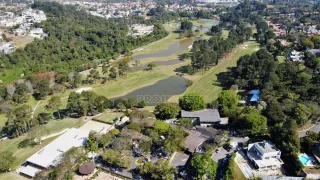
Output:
[
  {"xmin": 133, "ymin": 22, "xmax": 181, "ymax": 55},
  {"xmin": 169, "ymin": 41, "xmax": 260, "ymax": 103},
  {"xmin": 0, "ymin": 118, "xmax": 84, "ymax": 169},
  {"xmin": 93, "ymin": 111, "xmax": 124, "ymax": 124}
]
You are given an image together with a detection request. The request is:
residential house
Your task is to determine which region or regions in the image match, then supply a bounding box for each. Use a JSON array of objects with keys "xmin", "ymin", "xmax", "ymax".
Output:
[
  {"xmin": 247, "ymin": 141, "xmax": 284, "ymax": 172},
  {"xmin": 0, "ymin": 42, "xmax": 16, "ymax": 54},
  {"xmin": 29, "ymin": 28, "xmax": 47, "ymax": 39},
  {"xmin": 181, "ymin": 109, "xmax": 221, "ymax": 126},
  {"xmin": 289, "ymin": 50, "xmax": 305, "ymax": 62},
  {"xmin": 185, "ymin": 126, "xmax": 223, "ymax": 153},
  {"xmin": 249, "ymin": 89, "xmax": 260, "ymax": 103}
]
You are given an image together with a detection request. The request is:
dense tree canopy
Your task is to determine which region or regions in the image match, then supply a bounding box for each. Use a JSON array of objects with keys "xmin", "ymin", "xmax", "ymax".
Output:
[
  {"xmin": 179, "ymin": 93, "xmax": 205, "ymax": 111},
  {"xmin": 189, "ymin": 153, "xmax": 218, "ymax": 180},
  {"xmin": 154, "ymin": 102, "xmax": 180, "ymax": 120},
  {"xmin": 0, "ymin": 2, "xmax": 169, "ymax": 82}
]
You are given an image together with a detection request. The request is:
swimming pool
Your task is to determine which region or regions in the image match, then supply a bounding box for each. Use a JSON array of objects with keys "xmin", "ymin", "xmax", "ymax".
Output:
[{"xmin": 299, "ymin": 154, "xmax": 310, "ymax": 165}]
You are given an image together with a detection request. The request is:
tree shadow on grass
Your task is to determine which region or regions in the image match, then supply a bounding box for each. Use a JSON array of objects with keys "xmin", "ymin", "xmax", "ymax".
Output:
[{"xmin": 213, "ymin": 67, "xmax": 236, "ymax": 90}]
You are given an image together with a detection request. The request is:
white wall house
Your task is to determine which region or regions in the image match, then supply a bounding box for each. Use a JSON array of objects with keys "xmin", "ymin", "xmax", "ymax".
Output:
[
  {"xmin": 0, "ymin": 42, "xmax": 16, "ymax": 54},
  {"xmin": 289, "ymin": 50, "xmax": 305, "ymax": 62},
  {"xmin": 247, "ymin": 141, "xmax": 284, "ymax": 172}
]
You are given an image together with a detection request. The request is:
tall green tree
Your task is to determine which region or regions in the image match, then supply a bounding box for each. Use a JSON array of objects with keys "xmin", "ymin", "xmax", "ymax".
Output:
[
  {"xmin": 154, "ymin": 102, "xmax": 180, "ymax": 120},
  {"xmin": 190, "ymin": 153, "xmax": 218, "ymax": 180},
  {"xmin": 45, "ymin": 96, "xmax": 62, "ymax": 119},
  {"xmin": 5, "ymin": 105, "xmax": 32, "ymax": 137},
  {"xmin": 0, "ymin": 151, "xmax": 15, "ymax": 172},
  {"xmin": 179, "ymin": 93, "xmax": 205, "ymax": 111},
  {"xmin": 217, "ymin": 90, "xmax": 239, "ymax": 116}
]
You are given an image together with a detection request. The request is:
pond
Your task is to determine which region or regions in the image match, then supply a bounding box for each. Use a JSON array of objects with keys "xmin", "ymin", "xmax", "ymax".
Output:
[
  {"xmin": 116, "ymin": 76, "xmax": 187, "ymax": 105},
  {"xmin": 193, "ymin": 19, "xmax": 219, "ymax": 33},
  {"xmin": 132, "ymin": 38, "xmax": 194, "ymax": 61},
  {"xmin": 130, "ymin": 59, "xmax": 184, "ymax": 72}
]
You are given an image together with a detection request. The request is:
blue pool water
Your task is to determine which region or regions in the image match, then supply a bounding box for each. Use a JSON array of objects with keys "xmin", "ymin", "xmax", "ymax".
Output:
[{"xmin": 299, "ymin": 155, "xmax": 310, "ymax": 165}]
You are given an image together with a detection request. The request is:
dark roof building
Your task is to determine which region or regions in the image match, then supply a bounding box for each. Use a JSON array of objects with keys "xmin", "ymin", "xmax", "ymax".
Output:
[
  {"xmin": 185, "ymin": 126, "xmax": 223, "ymax": 153},
  {"xmin": 181, "ymin": 109, "xmax": 221, "ymax": 126}
]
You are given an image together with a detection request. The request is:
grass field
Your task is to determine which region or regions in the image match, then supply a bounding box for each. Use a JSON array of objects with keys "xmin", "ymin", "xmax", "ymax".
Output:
[
  {"xmin": 0, "ymin": 118, "xmax": 83, "ymax": 169},
  {"xmin": 169, "ymin": 41, "xmax": 260, "ymax": 103},
  {"xmin": 0, "ymin": 136, "xmax": 57, "ymax": 169},
  {"xmin": 93, "ymin": 111, "xmax": 123, "ymax": 124},
  {"xmin": 234, "ymin": 160, "xmax": 247, "ymax": 180},
  {"xmin": 0, "ymin": 172, "xmax": 29, "ymax": 180},
  {"xmin": 12, "ymin": 35, "xmax": 34, "ymax": 49}
]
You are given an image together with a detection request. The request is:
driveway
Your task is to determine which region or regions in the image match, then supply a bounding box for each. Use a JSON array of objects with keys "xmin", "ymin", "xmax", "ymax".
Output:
[
  {"xmin": 212, "ymin": 136, "xmax": 249, "ymax": 162},
  {"xmin": 298, "ymin": 118, "xmax": 320, "ymax": 137}
]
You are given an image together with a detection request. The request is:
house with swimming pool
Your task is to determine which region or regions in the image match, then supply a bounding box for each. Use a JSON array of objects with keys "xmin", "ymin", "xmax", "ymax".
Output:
[{"xmin": 247, "ymin": 141, "xmax": 284, "ymax": 172}]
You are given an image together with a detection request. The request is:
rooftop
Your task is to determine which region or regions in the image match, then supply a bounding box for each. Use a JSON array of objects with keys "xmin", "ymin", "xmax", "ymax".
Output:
[
  {"xmin": 26, "ymin": 128, "xmax": 89, "ymax": 169},
  {"xmin": 181, "ymin": 109, "xmax": 220, "ymax": 123},
  {"xmin": 255, "ymin": 141, "xmax": 279, "ymax": 154},
  {"xmin": 185, "ymin": 130, "xmax": 206, "ymax": 152}
]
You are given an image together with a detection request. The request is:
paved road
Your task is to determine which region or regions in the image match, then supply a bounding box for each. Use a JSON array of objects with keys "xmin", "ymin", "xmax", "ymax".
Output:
[
  {"xmin": 212, "ymin": 147, "xmax": 234, "ymax": 162},
  {"xmin": 298, "ymin": 118, "xmax": 320, "ymax": 137},
  {"xmin": 298, "ymin": 123, "xmax": 320, "ymax": 137}
]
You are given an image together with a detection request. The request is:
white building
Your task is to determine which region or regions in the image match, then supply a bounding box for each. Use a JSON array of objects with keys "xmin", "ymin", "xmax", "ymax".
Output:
[
  {"xmin": 0, "ymin": 42, "xmax": 16, "ymax": 54},
  {"xmin": 20, "ymin": 128, "xmax": 89, "ymax": 178},
  {"xmin": 247, "ymin": 141, "xmax": 284, "ymax": 172},
  {"xmin": 29, "ymin": 28, "xmax": 47, "ymax": 39},
  {"xmin": 289, "ymin": 50, "xmax": 305, "ymax": 62}
]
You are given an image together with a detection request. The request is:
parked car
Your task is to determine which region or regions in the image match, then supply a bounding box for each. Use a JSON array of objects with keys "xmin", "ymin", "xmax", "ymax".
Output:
[{"xmin": 223, "ymin": 144, "xmax": 232, "ymax": 152}]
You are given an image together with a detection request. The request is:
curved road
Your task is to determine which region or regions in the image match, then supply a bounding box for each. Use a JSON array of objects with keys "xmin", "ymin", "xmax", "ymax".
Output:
[{"xmin": 298, "ymin": 118, "xmax": 320, "ymax": 137}]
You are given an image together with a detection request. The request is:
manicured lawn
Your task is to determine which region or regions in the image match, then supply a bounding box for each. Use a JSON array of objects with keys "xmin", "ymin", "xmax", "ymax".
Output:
[
  {"xmin": 0, "ymin": 172, "xmax": 29, "ymax": 180},
  {"xmin": 0, "ymin": 136, "xmax": 57, "ymax": 169},
  {"xmin": 169, "ymin": 41, "xmax": 260, "ymax": 103},
  {"xmin": 233, "ymin": 159, "xmax": 247, "ymax": 180},
  {"xmin": 0, "ymin": 114, "xmax": 7, "ymax": 129},
  {"xmin": 0, "ymin": 68, "xmax": 25, "ymax": 83},
  {"xmin": 43, "ymin": 118, "xmax": 84, "ymax": 134},
  {"xmin": 93, "ymin": 111, "xmax": 124, "ymax": 124},
  {"xmin": 0, "ymin": 118, "xmax": 83, "ymax": 169}
]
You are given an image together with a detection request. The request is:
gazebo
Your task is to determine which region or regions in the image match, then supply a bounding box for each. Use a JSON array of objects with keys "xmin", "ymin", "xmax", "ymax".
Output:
[{"xmin": 79, "ymin": 162, "xmax": 95, "ymax": 175}]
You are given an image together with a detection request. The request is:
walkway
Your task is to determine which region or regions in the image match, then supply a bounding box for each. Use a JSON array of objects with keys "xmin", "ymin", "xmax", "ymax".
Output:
[
  {"xmin": 31, "ymin": 100, "xmax": 41, "ymax": 119},
  {"xmin": 40, "ymin": 128, "xmax": 69, "ymax": 141}
]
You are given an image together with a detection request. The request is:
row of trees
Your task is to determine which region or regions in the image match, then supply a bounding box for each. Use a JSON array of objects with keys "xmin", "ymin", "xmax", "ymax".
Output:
[{"xmin": 190, "ymin": 23, "xmax": 252, "ymax": 73}]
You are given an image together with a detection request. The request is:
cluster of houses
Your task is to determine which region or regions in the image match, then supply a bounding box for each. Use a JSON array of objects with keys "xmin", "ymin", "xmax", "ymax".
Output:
[
  {"xmin": 266, "ymin": 20, "xmax": 287, "ymax": 37},
  {"xmin": 0, "ymin": 8, "xmax": 46, "ymax": 28},
  {"xmin": 195, "ymin": 0, "xmax": 239, "ymax": 4},
  {"xmin": 62, "ymin": 0, "xmax": 216, "ymax": 20}
]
